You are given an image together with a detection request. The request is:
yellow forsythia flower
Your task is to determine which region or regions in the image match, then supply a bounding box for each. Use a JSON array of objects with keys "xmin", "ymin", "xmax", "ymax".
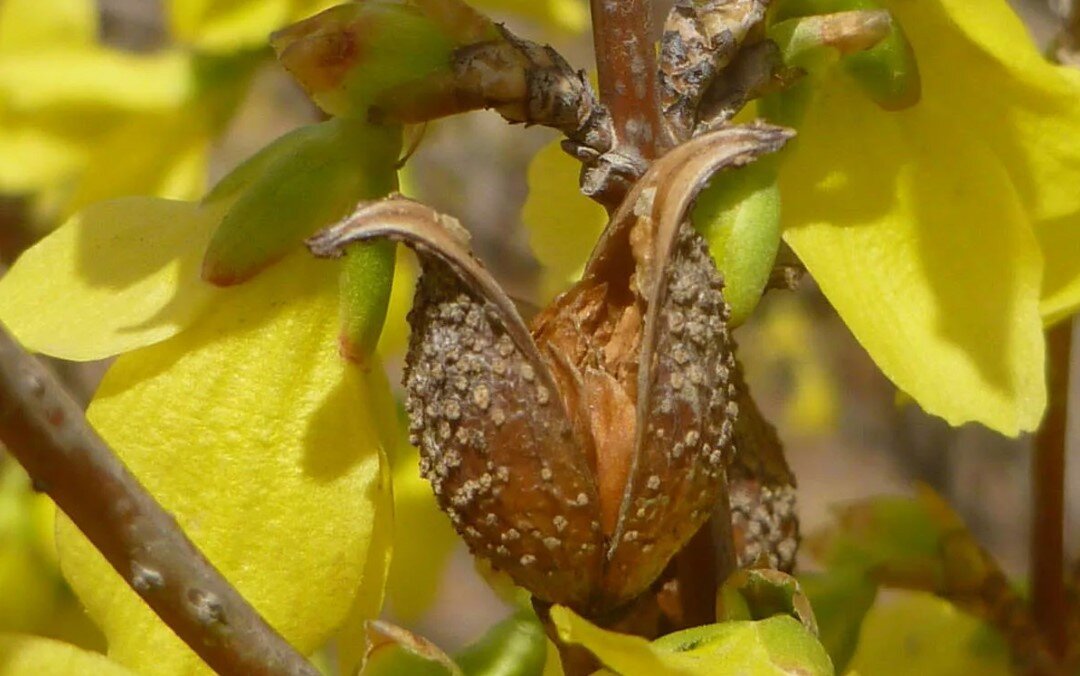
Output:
[
  {"xmin": 0, "ymin": 194, "xmax": 394, "ymax": 674},
  {"xmin": 774, "ymin": 0, "xmax": 1080, "ymax": 435},
  {"xmin": 0, "ymin": 0, "xmax": 254, "ymax": 222}
]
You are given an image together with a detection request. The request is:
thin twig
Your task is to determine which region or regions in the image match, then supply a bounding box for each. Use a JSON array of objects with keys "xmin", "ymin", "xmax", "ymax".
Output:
[
  {"xmin": 0, "ymin": 323, "xmax": 318, "ymax": 676},
  {"xmin": 589, "ymin": 0, "xmax": 666, "ymax": 161},
  {"xmin": 1031, "ymin": 321, "xmax": 1072, "ymax": 660}
]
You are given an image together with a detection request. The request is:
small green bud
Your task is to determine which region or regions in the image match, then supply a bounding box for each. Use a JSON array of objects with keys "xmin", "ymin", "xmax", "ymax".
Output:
[
  {"xmin": 692, "ymin": 160, "xmax": 782, "ymax": 327},
  {"xmin": 769, "ymin": 10, "xmax": 892, "ymax": 70},
  {"xmin": 202, "ymin": 122, "xmax": 330, "ymax": 206},
  {"xmin": 843, "ymin": 18, "xmax": 921, "ymax": 110},
  {"xmin": 271, "ymin": 2, "xmax": 485, "ymax": 117},
  {"xmin": 337, "ymin": 239, "xmax": 396, "ymax": 364},
  {"xmin": 770, "ymin": 0, "xmax": 921, "ymax": 110},
  {"xmin": 201, "ymin": 118, "xmax": 401, "ymax": 285}
]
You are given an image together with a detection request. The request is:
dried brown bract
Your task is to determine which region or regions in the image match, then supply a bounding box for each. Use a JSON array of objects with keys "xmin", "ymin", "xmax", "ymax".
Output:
[
  {"xmin": 309, "ymin": 124, "xmax": 793, "ymax": 616},
  {"xmin": 375, "ymin": 24, "xmax": 614, "ymax": 159},
  {"xmin": 660, "ymin": 0, "xmax": 769, "ymax": 140}
]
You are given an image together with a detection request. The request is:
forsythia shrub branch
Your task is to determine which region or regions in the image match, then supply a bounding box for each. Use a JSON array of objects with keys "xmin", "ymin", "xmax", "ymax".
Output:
[{"xmin": 0, "ymin": 323, "xmax": 318, "ymax": 676}]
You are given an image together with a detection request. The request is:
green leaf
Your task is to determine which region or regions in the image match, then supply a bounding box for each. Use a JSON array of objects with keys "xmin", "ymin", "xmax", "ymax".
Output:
[
  {"xmin": 807, "ymin": 495, "xmax": 942, "ymax": 577},
  {"xmin": 692, "ymin": 161, "xmax": 782, "ymax": 326},
  {"xmin": 454, "ymin": 610, "xmax": 548, "ymax": 676},
  {"xmin": 807, "ymin": 490, "xmax": 1048, "ymax": 670},
  {"xmin": 552, "ymin": 606, "xmax": 833, "ymax": 675},
  {"xmin": 201, "ymin": 118, "xmax": 401, "ymax": 285},
  {"xmin": 272, "ymin": 2, "xmax": 475, "ymax": 117}
]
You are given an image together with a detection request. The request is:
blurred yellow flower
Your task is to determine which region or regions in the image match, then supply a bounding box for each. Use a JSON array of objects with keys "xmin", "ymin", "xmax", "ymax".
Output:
[
  {"xmin": 0, "ymin": 634, "xmax": 137, "ymax": 676},
  {"xmin": 771, "ymin": 0, "xmax": 1080, "ymax": 435},
  {"xmin": 0, "ymin": 0, "xmax": 262, "ymax": 224},
  {"xmin": 0, "ymin": 167, "xmax": 396, "ymax": 674}
]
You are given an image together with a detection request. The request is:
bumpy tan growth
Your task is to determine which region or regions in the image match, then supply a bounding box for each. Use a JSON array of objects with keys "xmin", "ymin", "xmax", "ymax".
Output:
[
  {"xmin": 404, "ymin": 261, "xmax": 605, "ymax": 607},
  {"xmin": 307, "ymin": 124, "xmax": 799, "ymax": 617}
]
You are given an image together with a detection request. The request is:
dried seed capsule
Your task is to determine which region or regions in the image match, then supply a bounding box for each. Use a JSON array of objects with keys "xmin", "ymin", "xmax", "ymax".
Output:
[
  {"xmin": 309, "ymin": 199, "xmax": 604, "ymax": 609},
  {"xmin": 584, "ymin": 124, "xmax": 794, "ymax": 607},
  {"xmin": 309, "ymin": 124, "xmax": 796, "ymax": 617}
]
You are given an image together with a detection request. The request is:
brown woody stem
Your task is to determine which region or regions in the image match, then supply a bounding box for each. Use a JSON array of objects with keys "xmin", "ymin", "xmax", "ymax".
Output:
[
  {"xmin": 0, "ymin": 323, "xmax": 318, "ymax": 676},
  {"xmin": 589, "ymin": 0, "xmax": 665, "ymax": 161},
  {"xmin": 1031, "ymin": 321, "xmax": 1072, "ymax": 660},
  {"xmin": 676, "ymin": 521, "xmax": 720, "ymax": 628}
]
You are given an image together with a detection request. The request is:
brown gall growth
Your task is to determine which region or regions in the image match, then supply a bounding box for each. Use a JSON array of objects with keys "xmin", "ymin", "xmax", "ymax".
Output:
[{"xmin": 309, "ymin": 124, "xmax": 794, "ymax": 617}]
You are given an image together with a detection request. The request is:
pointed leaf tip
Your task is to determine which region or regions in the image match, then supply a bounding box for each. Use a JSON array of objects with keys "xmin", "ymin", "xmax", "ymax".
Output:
[{"xmin": 201, "ymin": 119, "xmax": 400, "ymax": 286}]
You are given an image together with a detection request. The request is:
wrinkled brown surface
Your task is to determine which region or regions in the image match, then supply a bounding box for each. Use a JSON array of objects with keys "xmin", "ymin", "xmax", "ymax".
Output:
[
  {"xmin": 308, "ymin": 124, "xmax": 796, "ymax": 617},
  {"xmin": 404, "ymin": 260, "xmax": 605, "ymax": 609},
  {"xmin": 531, "ymin": 277, "xmax": 643, "ymax": 538},
  {"xmin": 660, "ymin": 0, "xmax": 769, "ymax": 139},
  {"xmin": 604, "ymin": 220, "xmax": 738, "ymax": 605}
]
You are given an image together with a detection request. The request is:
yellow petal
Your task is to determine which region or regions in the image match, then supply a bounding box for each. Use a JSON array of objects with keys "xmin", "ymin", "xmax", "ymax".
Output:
[
  {"xmin": 522, "ymin": 139, "xmax": 606, "ymax": 299},
  {"xmin": 65, "ymin": 113, "xmax": 211, "ymax": 215},
  {"xmin": 0, "ymin": 49, "xmax": 192, "ymax": 113},
  {"xmin": 376, "ymin": 246, "xmax": 418, "ymax": 358},
  {"xmin": 848, "ymin": 591, "xmax": 1010, "ymax": 676},
  {"xmin": 881, "ymin": 0, "xmax": 1080, "ymax": 321},
  {"xmin": 0, "ymin": 198, "xmax": 223, "ymax": 361},
  {"xmin": 56, "ymin": 250, "xmax": 392, "ymax": 675},
  {"xmin": 0, "ymin": 464, "xmax": 104, "ymax": 650},
  {"xmin": 779, "ymin": 77, "xmax": 1045, "ymax": 435},
  {"xmin": 739, "ymin": 296, "xmax": 839, "ymax": 436},
  {"xmin": 542, "ymin": 639, "xmax": 566, "ymax": 676},
  {"xmin": 0, "ymin": 110, "xmax": 89, "ymax": 194},
  {"xmin": 551, "ymin": 607, "xmax": 677, "ymax": 674},
  {"xmin": 0, "ymin": 465, "xmax": 63, "ymax": 636},
  {"xmin": 471, "ymin": 0, "xmax": 589, "ymax": 32},
  {"xmin": 385, "ymin": 445, "xmax": 458, "ymax": 622},
  {"xmin": 0, "ymin": 0, "xmax": 96, "ymax": 51},
  {"xmin": 169, "ymin": 0, "xmax": 292, "ymax": 51},
  {"xmin": 174, "ymin": 0, "xmax": 350, "ymax": 51},
  {"xmin": 290, "ymin": 0, "xmax": 343, "ymax": 22},
  {"xmin": 552, "ymin": 606, "xmax": 833, "ymax": 675},
  {"xmin": 0, "ymin": 633, "xmax": 137, "ymax": 676},
  {"xmin": 338, "ymin": 436, "xmax": 395, "ymax": 676}
]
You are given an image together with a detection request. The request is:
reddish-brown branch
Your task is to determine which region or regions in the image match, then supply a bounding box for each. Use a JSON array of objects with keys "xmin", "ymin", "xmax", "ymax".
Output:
[
  {"xmin": 676, "ymin": 520, "xmax": 721, "ymax": 628},
  {"xmin": 589, "ymin": 0, "xmax": 665, "ymax": 161},
  {"xmin": 1031, "ymin": 321, "xmax": 1072, "ymax": 660},
  {"xmin": 0, "ymin": 323, "xmax": 318, "ymax": 676}
]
